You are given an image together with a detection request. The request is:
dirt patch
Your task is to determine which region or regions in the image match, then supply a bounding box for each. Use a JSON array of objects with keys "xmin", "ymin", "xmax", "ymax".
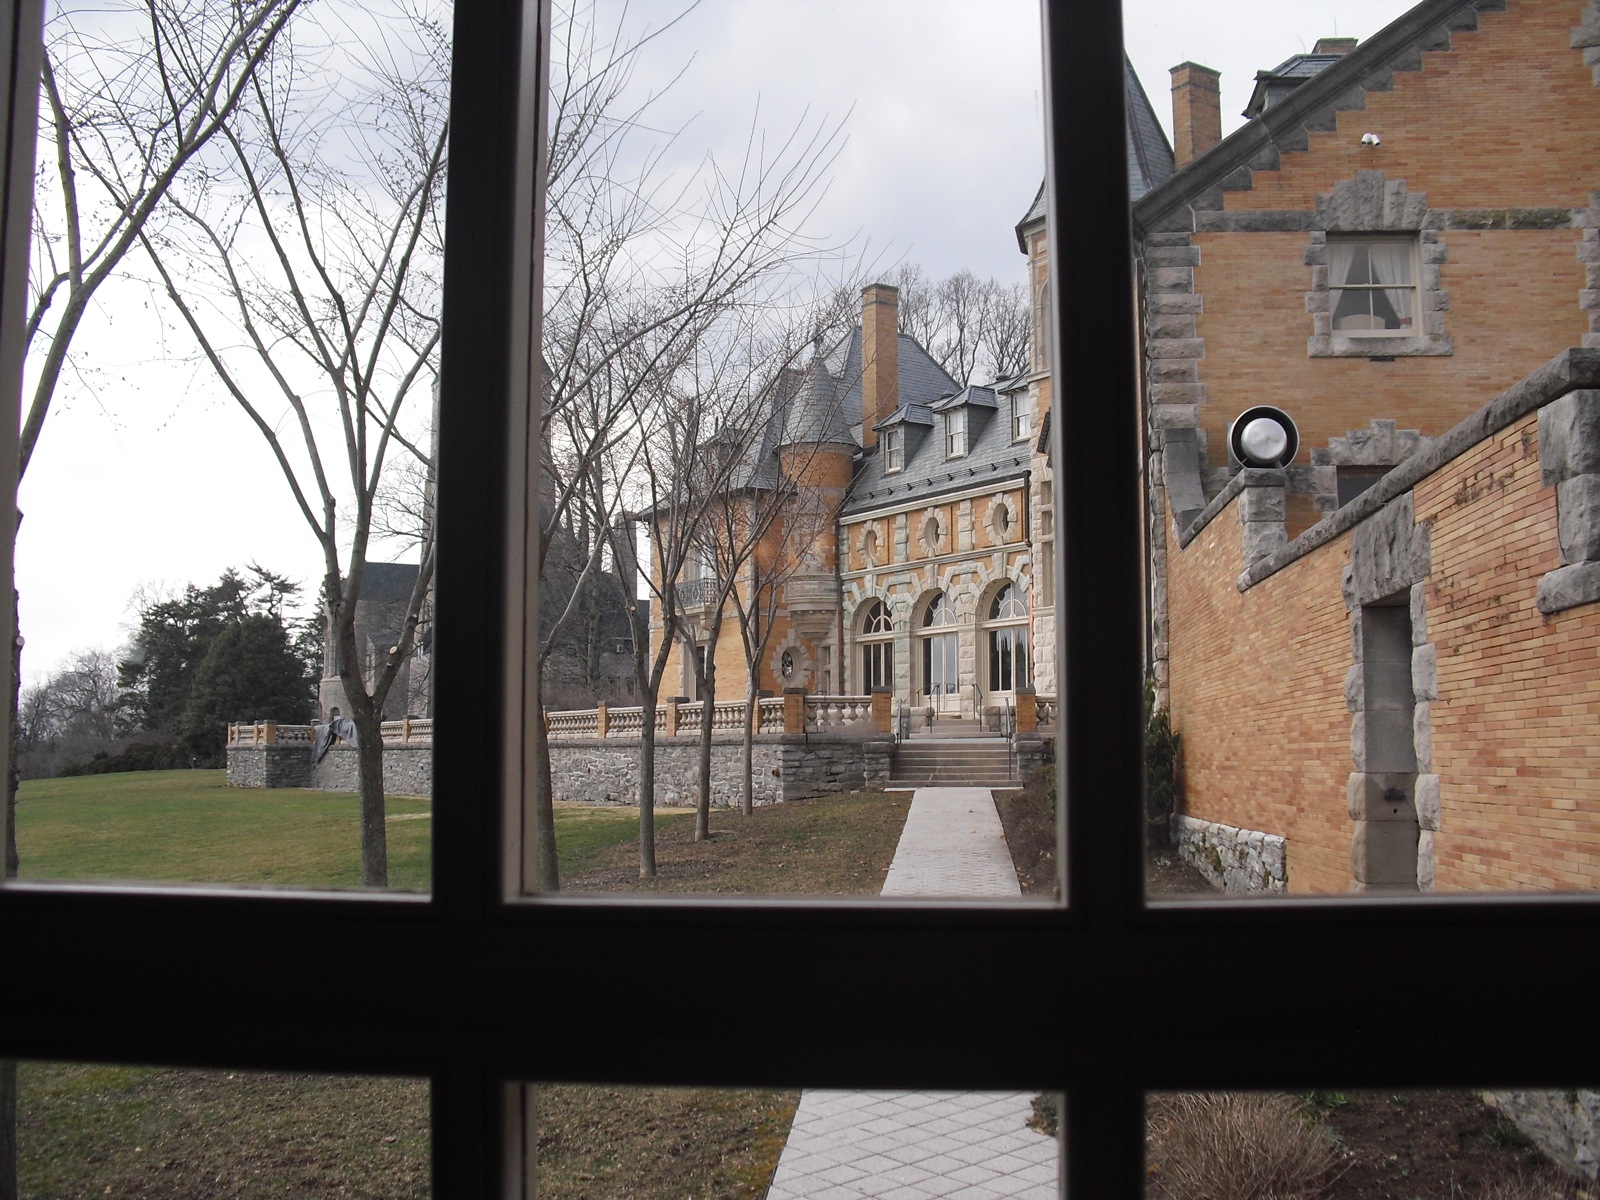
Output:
[
  {"xmin": 993, "ymin": 767, "xmax": 1058, "ymax": 897},
  {"xmin": 1315, "ymin": 1090, "xmax": 1596, "ymax": 1200},
  {"xmin": 1146, "ymin": 845, "xmax": 1219, "ymax": 897},
  {"xmin": 1146, "ymin": 1089, "xmax": 1598, "ymax": 1200},
  {"xmin": 534, "ymin": 1085, "xmax": 798, "ymax": 1200},
  {"xmin": 561, "ymin": 790, "xmax": 912, "ymax": 896}
]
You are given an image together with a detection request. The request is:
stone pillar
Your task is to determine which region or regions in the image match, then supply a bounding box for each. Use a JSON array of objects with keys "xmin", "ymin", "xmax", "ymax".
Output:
[
  {"xmin": 1237, "ymin": 469, "xmax": 1287, "ymax": 568},
  {"xmin": 665, "ymin": 697, "xmax": 681, "ymax": 739},
  {"xmin": 1537, "ymin": 390, "xmax": 1600, "ymax": 612},
  {"xmin": 595, "ymin": 703, "xmax": 609, "ymax": 739},
  {"xmin": 262, "ymin": 721, "xmax": 278, "ymax": 745},
  {"xmin": 869, "ymin": 687, "xmax": 891, "ymax": 734},
  {"xmin": 1013, "ymin": 686, "xmax": 1037, "ymax": 734},
  {"xmin": 783, "ymin": 687, "xmax": 807, "ymax": 734}
]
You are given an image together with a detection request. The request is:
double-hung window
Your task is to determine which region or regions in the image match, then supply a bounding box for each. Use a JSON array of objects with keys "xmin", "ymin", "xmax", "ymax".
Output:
[
  {"xmin": 2, "ymin": 6, "xmax": 1594, "ymax": 1196},
  {"xmin": 946, "ymin": 407, "xmax": 967, "ymax": 458},
  {"xmin": 1329, "ymin": 235, "xmax": 1418, "ymax": 334},
  {"xmin": 884, "ymin": 425, "xmax": 904, "ymax": 473}
]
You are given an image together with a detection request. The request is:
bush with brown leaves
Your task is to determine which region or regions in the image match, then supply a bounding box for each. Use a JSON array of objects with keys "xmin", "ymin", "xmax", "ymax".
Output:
[{"xmin": 1148, "ymin": 1092, "xmax": 1344, "ymax": 1200}]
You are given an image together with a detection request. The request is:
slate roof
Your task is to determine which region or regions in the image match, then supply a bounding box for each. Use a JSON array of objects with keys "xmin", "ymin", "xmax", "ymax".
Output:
[
  {"xmin": 1015, "ymin": 54, "xmax": 1176, "ymax": 249},
  {"xmin": 1244, "ymin": 52, "xmax": 1350, "ymax": 118},
  {"xmin": 357, "ymin": 561, "xmax": 420, "ymax": 605},
  {"xmin": 844, "ymin": 389, "xmax": 1031, "ymax": 516},
  {"xmin": 732, "ymin": 326, "xmax": 957, "ymax": 491}
]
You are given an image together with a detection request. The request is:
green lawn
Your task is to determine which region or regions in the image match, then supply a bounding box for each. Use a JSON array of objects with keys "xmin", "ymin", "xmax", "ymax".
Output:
[{"xmin": 13, "ymin": 770, "xmax": 685, "ymax": 891}]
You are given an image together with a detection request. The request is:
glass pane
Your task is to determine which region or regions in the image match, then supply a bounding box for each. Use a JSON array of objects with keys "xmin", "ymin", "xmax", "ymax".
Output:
[
  {"xmin": 529, "ymin": 0, "xmax": 1054, "ymax": 898},
  {"xmin": 14, "ymin": 0, "xmax": 447, "ymax": 891},
  {"xmin": 531, "ymin": 1084, "xmax": 1062, "ymax": 1199},
  {"xmin": 10, "ymin": 1061, "xmax": 428, "ymax": 1196},
  {"xmin": 1129, "ymin": 0, "xmax": 1599, "ymax": 897},
  {"xmin": 1145, "ymin": 1088, "xmax": 1600, "ymax": 1199}
]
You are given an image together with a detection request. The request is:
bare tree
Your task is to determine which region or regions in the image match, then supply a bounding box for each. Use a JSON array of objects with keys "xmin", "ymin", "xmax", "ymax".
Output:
[
  {"xmin": 891, "ymin": 263, "xmax": 1030, "ymax": 386},
  {"xmin": 533, "ymin": 0, "xmax": 850, "ymax": 881},
  {"xmin": 136, "ymin": 3, "xmax": 447, "ymax": 887}
]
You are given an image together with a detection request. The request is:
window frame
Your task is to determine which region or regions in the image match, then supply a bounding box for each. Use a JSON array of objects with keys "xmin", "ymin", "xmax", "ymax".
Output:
[
  {"xmin": 1, "ymin": 6, "xmax": 1596, "ymax": 1199},
  {"xmin": 946, "ymin": 406, "xmax": 967, "ymax": 458},
  {"xmin": 884, "ymin": 424, "xmax": 904, "ymax": 473},
  {"xmin": 1013, "ymin": 388, "xmax": 1033, "ymax": 442},
  {"xmin": 1327, "ymin": 234, "xmax": 1419, "ymax": 338}
]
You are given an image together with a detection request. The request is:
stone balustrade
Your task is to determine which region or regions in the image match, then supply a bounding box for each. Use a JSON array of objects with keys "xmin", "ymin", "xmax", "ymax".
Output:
[
  {"xmin": 543, "ymin": 690, "xmax": 893, "ymax": 741},
  {"xmin": 227, "ymin": 719, "xmax": 431, "ymax": 747}
]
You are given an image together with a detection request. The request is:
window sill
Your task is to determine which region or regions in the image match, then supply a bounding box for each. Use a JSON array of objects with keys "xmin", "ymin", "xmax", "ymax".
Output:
[{"xmin": 1309, "ymin": 333, "xmax": 1453, "ymax": 358}]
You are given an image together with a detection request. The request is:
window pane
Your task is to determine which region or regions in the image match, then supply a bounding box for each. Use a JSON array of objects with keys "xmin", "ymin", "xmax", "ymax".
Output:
[
  {"xmin": 1128, "ymin": 0, "xmax": 1599, "ymax": 898},
  {"xmin": 11, "ymin": 1061, "xmax": 428, "ymax": 1196},
  {"xmin": 1145, "ymin": 1088, "xmax": 1600, "ymax": 1199},
  {"xmin": 530, "ymin": 1084, "xmax": 1062, "ymax": 1199},
  {"xmin": 528, "ymin": 0, "xmax": 1052, "ymax": 899},
  {"xmin": 15, "ymin": 0, "xmax": 447, "ymax": 891}
]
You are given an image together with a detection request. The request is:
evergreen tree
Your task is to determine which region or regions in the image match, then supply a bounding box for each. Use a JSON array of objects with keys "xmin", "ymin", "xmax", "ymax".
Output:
[{"xmin": 179, "ymin": 615, "xmax": 314, "ymax": 765}]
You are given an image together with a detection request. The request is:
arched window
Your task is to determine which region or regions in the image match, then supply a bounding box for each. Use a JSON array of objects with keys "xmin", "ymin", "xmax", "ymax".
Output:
[
  {"xmin": 919, "ymin": 591, "xmax": 960, "ymax": 701},
  {"xmin": 986, "ymin": 583, "xmax": 1030, "ymax": 693},
  {"xmin": 858, "ymin": 600, "xmax": 894, "ymax": 692}
]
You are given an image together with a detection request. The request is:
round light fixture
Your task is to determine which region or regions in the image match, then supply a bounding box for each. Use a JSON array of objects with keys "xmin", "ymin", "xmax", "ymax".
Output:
[{"xmin": 1228, "ymin": 405, "xmax": 1300, "ymax": 468}]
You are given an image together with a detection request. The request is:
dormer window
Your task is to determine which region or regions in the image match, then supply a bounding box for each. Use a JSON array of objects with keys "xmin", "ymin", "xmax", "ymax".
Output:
[
  {"xmin": 1013, "ymin": 390, "xmax": 1033, "ymax": 442},
  {"xmin": 946, "ymin": 408, "xmax": 967, "ymax": 458},
  {"xmin": 884, "ymin": 426, "xmax": 904, "ymax": 473}
]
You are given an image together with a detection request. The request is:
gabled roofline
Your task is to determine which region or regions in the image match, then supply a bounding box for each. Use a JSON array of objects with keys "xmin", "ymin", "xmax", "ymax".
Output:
[{"xmin": 1132, "ymin": 0, "xmax": 1496, "ymax": 235}]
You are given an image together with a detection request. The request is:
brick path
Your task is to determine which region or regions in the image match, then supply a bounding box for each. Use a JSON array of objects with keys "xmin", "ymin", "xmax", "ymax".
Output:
[{"xmin": 765, "ymin": 787, "xmax": 1059, "ymax": 1199}]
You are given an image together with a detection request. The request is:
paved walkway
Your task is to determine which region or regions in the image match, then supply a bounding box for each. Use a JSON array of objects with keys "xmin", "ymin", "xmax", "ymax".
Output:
[{"xmin": 765, "ymin": 788, "xmax": 1059, "ymax": 1199}]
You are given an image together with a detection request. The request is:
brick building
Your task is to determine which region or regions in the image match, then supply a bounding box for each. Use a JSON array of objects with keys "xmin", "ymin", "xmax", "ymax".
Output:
[
  {"xmin": 1133, "ymin": 0, "xmax": 1600, "ymax": 892},
  {"xmin": 653, "ymin": 59, "xmax": 1174, "ymax": 726}
]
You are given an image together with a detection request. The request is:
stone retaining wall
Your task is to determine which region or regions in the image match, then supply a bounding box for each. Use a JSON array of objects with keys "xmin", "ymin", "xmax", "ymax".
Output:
[
  {"xmin": 1172, "ymin": 813, "xmax": 1288, "ymax": 893},
  {"xmin": 228, "ymin": 733, "xmax": 894, "ymax": 805},
  {"xmin": 1484, "ymin": 1090, "xmax": 1600, "ymax": 1183}
]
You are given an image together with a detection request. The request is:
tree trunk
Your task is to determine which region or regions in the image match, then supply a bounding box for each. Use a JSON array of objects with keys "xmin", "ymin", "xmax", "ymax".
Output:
[
  {"xmin": 7, "ymin": 595, "xmax": 19, "ymax": 878},
  {"xmin": 637, "ymin": 694, "xmax": 657, "ymax": 877},
  {"xmin": 348, "ymin": 694, "xmax": 388, "ymax": 888},
  {"xmin": 742, "ymin": 675, "xmax": 761, "ymax": 817},
  {"xmin": 530, "ymin": 703, "xmax": 559, "ymax": 891},
  {"xmin": 695, "ymin": 654, "xmax": 715, "ymax": 842}
]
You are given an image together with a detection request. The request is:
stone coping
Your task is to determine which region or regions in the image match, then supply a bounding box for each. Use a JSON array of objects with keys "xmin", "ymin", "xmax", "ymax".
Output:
[{"xmin": 1172, "ymin": 348, "xmax": 1600, "ymax": 588}]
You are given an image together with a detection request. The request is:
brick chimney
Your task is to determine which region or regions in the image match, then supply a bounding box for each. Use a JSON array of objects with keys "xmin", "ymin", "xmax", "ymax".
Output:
[
  {"xmin": 859, "ymin": 283, "xmax": 899, "ymax": 451},
  {"xmin": 1170, "ymin": 62, "xmax": 1222, "ymax": 169}
]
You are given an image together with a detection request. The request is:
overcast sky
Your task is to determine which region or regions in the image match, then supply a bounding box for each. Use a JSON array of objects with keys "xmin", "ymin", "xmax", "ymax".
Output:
[{"xmin": 16, "ymin": 0, "xmax": 1415, "ymax": 681}]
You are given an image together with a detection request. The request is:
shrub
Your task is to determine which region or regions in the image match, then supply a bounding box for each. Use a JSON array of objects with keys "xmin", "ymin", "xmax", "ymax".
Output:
[
  {"xmin": 1148, "ymin": 1092, "xmax": 1343, "ymax": 1200},
  {"xmin": 1144, "ymin": 678, "xmax": 1181, "ymax": 846}
]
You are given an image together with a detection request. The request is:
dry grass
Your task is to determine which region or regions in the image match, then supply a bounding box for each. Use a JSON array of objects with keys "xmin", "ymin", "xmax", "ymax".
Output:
[{"xmin": 1148, "ymin": 1092, "xmax": 1345, "ymax": 1200}]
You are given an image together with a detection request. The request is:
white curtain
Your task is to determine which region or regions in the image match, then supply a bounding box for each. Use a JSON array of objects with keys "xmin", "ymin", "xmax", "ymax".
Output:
[
  {"xmin": 1329, "ymin": 239, "xmax": 1361, "ymax": 290},
  {"xmin": 1368, "ymin": 241, "xmax": 1415, "ymax": 329}
]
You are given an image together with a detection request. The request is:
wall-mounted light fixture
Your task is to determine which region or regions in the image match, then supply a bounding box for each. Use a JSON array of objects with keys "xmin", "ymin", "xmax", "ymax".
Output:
[
  {"xmin": 1229, "ymin": 405, "xmax": 1300, "ymax": 468},
  {"xmin": 1360, "ymin": 131, "xmax": 1381, "ymax": 147}
]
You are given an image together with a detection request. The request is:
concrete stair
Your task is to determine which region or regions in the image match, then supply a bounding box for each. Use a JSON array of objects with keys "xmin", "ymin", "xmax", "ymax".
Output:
[{"xmin": 889, "ymin": 739, "xmax": 1021, "ymax": 788}]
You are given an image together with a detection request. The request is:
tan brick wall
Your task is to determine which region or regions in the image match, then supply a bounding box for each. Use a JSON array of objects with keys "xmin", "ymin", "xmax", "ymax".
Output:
[
  {"xmin": 1416, "ymin": 412, "xmax": 1600, "ymax": 892},
  {"xmin": 1228, "ymin": 1, "xmax": 1599, "ymax": 214},
  {"xmin": 1164, "ymin": 503, "xmax": 1356, "ymax": 894},
  {"xmin": 1193, "ymin": 229, "xmax": 1586, "ymax": 472},
  {"xmin": 1167, "ymin": 405, "xmax": 1600, "ymax": 893}
]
